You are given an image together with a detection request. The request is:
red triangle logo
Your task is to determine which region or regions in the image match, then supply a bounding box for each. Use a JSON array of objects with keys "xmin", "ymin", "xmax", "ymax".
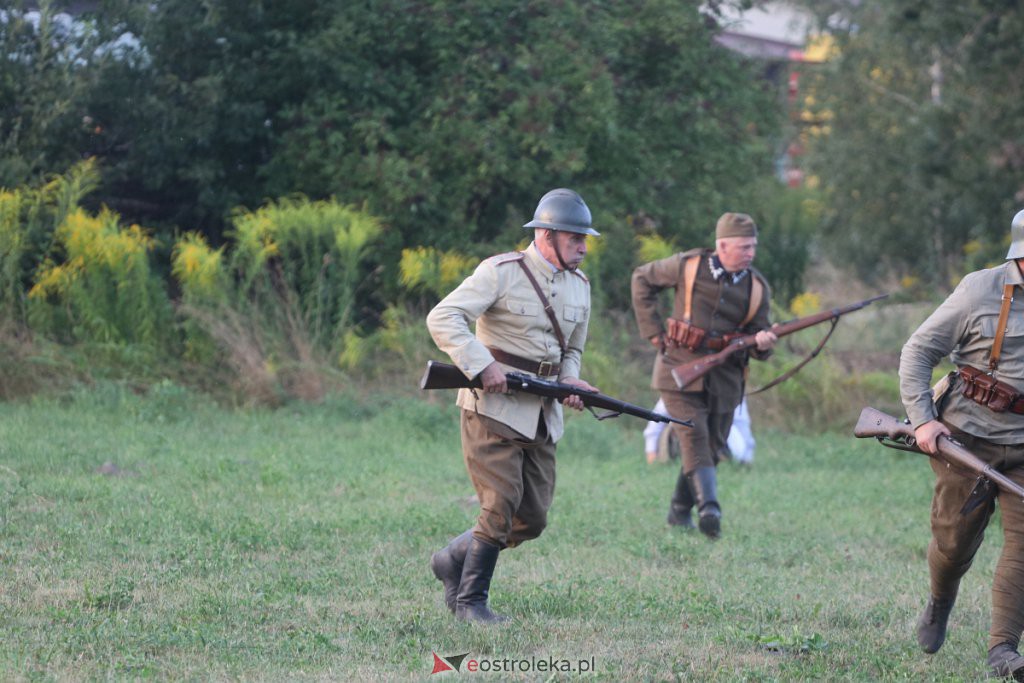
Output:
[{"xmin": 431, "ymin": 652, "xmax": 454, "ymax": 674}]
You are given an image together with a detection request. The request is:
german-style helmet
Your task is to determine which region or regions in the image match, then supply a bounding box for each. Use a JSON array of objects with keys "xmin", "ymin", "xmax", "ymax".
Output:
[
  {"xmin": 1007, "ymin": 209, "xmax": 1024, "ymax": 259},
  {"xmin": 523, "ymin": 188, "xmax": 599, "ymax": 236}
]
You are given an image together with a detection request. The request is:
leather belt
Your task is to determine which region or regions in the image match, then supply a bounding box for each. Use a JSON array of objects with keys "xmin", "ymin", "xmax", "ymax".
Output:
[
  {"xmin": 488, "ymin": 347, "xmax": 560, "ymax": 377},
  {"xmin": 704, "ymin": 335, "xmax": 742, "ymax": 351},
  {"xmin": 704, "ymin": 336, "xmax": 730, "ymax": 351}
]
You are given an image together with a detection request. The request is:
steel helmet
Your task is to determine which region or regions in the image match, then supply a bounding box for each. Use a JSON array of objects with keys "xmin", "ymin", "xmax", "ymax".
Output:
[
  {"xmin": 1007, "ymin": 209, "xmax": 1024, "ymax": 259},
  {"xmin": 523, "ymin": 188, "xmax": 599, "ymax": 236}
]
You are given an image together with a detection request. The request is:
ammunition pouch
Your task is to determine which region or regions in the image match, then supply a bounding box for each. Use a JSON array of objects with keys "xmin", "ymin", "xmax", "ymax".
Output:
[
  {"xmin": 666, "ymin": 318, "xmax": 706, "ymax": 351},
  {"xmin": 959, "ymin": 365, "xmax": 1023, "ymax": 414},
  {"xmin": 665, "ymin": 318, "xmax": 737, "ymax": 352}
]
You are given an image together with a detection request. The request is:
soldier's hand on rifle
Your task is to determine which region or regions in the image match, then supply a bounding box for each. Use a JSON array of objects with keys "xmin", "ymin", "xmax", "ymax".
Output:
[
  {"xmin": 915, "ymin": 419, "xmax": 951, "ymax": 455},
  {"xmin": 480, "ymin": 362, "xmax": 508, "ymax": 394},
  {"xmin": 559, "ymin": 377, "xmax": 598, "ymax": 411},
  {"xmin": 754, "ymin": 329, "xmax": 778, "ymax": 351}
]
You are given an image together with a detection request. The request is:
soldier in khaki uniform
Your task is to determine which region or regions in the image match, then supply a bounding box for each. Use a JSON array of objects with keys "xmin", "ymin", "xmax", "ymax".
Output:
[
  {"xmin": 631, "ymin": 213, "xmax": 776, "ymax": 539},
  {"xmin": 900, "ymin": 210, "xmax": 1024, "ymax": 679},
  {"xmin": 426, "ymin": 188, "xmax": 599, "ymax": 624}
]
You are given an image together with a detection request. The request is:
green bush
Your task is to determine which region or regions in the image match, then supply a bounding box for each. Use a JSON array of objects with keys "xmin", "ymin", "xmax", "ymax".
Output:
[{"xmin": 28, "ymin": 207, "xmax": 173, "ymax": 349}]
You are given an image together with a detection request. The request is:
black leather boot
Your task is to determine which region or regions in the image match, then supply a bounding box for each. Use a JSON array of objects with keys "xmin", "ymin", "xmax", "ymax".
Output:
[
  {"xmin": 916, "ymin": 595, "xmax": 956, "ymax": 654},
  {"xmin": 987, "ymin": 642, "xmax": 1024, "ymax": 680},
  {"xmin": 688, "ymin": 466, "xmax": 722, "ymax": 539},
  {"xmin": 666, "ymin": 470, "xmax": 695, "ymax": 529},
  {"xmin": 455, "ymin": 538, "xmax": 509, "ymax": 624},
  {"xmin": 430, "ymin": 529, "xmax": 474, "ymax": 613}
]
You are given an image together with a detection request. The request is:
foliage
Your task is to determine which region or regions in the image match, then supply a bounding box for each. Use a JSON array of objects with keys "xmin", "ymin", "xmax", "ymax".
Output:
[
  {"xmin": 28, "ymin": 207, "xmax": 173, "ymax": 348},
  {"xmin": 796, "ymin": 1, "xmax": 1024, "ymax": 285},
  {"xmin": 399, "ymin": 246, "xmax": 477, "ymax": 300},
  {"xmin": 168, "ymin": 196, "xmax": 380, "ymax": 403},
  {"xmin": 0, "ymin": 2, "xmax": 107, "ymax": 188},
  {"xmin": 171, "ymin": 232, "xmax": 226, "ymax": 305},
  {"xmin": 57, "ymin": 1, "xmax": 782, "ymax": 314},
  {"xmin": 748, "ymin": 182, "xmax": 821, "ymax": 306},
  {"xmin": 227, "ymin": 196, "xmax": 381, "ymax": 344},
  {"xmin": 0, "ymin": 158, "xmax": 100, "ymax": 321}
]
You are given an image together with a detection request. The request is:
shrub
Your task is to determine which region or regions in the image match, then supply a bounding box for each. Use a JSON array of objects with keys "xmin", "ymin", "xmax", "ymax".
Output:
[
  {"xmin": 0, "ymin": 159, "xmax": 100, "ymax": 322},
  {"xmin": 228, "ymin": 196, "xmax": 381, "ymax": 347},
  {"xmin": 171, "ymin": 196, "xmax": 381, "ymax": 403},
  {"xmin": 28, "ymin": 207, "xmax": 173, "ymax": 348}
]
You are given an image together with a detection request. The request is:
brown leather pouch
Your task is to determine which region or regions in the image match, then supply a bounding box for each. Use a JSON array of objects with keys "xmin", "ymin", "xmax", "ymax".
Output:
[
  {"xmin": 666, "ymin": 318, "xmax": 706, "ymax": 351},
  {"xmin": 959, "ymin": 365, "xmax": 1019, "ymax": 413}
]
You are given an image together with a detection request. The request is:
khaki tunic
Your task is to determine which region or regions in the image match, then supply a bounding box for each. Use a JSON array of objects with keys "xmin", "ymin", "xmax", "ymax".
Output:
[
  {"xmin": 426, "ymin": 242, "xmax": 590, "ymax": 441},
  {"xmin": 631, "ymin": 248, "xmax": 772, "ymax": 412},
  {"xmin": 900, "ymin": 260, "xmax": 1024, "ymax": 443},
  {"xmin": 899, "ymin": 260, "xmax": 1024, "ymax": 650}
]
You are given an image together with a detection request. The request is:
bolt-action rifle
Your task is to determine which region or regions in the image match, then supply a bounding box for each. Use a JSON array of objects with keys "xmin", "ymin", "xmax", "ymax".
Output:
[
  {"xmin": 854, "ymin": 406, "xmax": 1024, "ymax": 511},
  {"xmin": 421, "ymin": 360, "xmax": 692, "ymax": 427},
  {"xmin": 671, "ymin": 294, "xmax": 889, "ymax": 390}
]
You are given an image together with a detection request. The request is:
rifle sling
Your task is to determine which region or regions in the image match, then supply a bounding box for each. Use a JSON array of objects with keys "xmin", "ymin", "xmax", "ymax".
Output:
[
  {"xmin": 516, "ymin": 258, "xmax": 567, "ymax": 358},
  {"xmin": 747, "ymin": 316, "xmax": 839, "ymax": 395}
]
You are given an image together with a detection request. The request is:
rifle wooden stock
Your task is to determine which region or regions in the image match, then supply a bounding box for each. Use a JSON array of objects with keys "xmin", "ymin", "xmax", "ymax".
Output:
[
  {"xmin": 421, "ymin": 360, "xmax": 692, "ymax": 427},
  {"xmin": 671, "ymin": 293, "xmax": 888, "ymax": 389},
  {"xmin": 854, "ymin": 406, "xmax": 1024, "ymax": 502}
]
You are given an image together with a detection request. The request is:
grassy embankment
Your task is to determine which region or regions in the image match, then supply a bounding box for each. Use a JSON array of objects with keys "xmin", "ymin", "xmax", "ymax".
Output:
[{"xmin": 0, "ymin": 370, "xmax": 1005, "ymax": 681}]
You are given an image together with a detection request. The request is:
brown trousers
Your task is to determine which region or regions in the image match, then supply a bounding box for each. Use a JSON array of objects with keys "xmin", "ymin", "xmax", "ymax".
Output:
[
  {"xmin": 660, "ymin": 390, "xmax": 735, "ymax": 474},
  {"xmin": 929, "ymin": 427, "xmax": 1024, "ymax": 650},
  {"xmin": 460, "ymin": 409, "xmax": 556, "ymax": 549}
]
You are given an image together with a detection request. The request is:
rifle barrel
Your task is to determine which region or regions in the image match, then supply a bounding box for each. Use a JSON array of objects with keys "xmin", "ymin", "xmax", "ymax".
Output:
[
  {"xmin": 672, "ymin": 293, "xmax": 888, "ymax": 389},
  {"xmin": 421, "ymin": 360, "xmax": 692, "ymax": 427}
]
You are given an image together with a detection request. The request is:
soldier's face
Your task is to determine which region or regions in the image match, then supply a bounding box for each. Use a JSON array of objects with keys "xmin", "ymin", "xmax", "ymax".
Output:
[
  {"xmin": 716, "ymin": 237, "xmax": 757, "ymax": 272},
  {"xmin": 541, "ymin": 230, "xmax": 588, "ymax": 270}
]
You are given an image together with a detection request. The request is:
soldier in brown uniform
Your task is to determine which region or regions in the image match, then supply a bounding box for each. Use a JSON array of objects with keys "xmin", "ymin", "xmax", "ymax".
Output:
[
  {"xmin": 900, "ymin": 210, "xmax": 1024, "ymax": 679},
  {"xmin": 425, "ymin": 188, "xmax": 599, "ymax": 624},
  {"xmin": 631, "ymin": 213, "xmax": 776, "ymax": 539}
]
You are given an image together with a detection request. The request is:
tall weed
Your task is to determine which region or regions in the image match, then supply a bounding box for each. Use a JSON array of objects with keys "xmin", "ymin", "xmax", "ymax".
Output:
[
  {"xmin": 28, "ymin": 208, "xmax": 173, "ymax": 348},
  {"xmin": 0, "ymin": 159, "xmax": 100, "ymax": 322},
  {"xmin": 228, "ymin": 196, "xmax": 381, "ymax": 348},
  {"xmin": 171, "ymin": 197, "xmax": 380, "ymax": 403}
]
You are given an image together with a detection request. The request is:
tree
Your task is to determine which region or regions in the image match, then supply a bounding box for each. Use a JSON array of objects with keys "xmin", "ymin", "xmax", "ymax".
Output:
[
  {"xmin": 797, "ymin": 1, "xmax": 1024, "ymax": 286},
  {"xmin": 0, "ymin": 2, "xmax": 103, "ymax": 187}
]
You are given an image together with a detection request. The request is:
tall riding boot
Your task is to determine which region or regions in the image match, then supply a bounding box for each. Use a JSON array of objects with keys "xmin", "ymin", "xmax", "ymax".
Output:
[
  {"xmin": 455, "ymin": 537, "xmax": 509, "ymax": 624},
  {"xmin": 667, "ymin": 470, "xmax": 696, "ymax": 529},
  {"xmin": 687, "ymin": 466, "xmax": 722, "ymax": 539},
  {"xmin": 430, "ymin": 529, "xmax": 474, "ymax": 613}
]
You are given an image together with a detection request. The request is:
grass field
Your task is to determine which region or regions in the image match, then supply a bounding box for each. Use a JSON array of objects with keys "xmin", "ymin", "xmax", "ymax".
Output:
[{"xmin": 0, "ymin": 381, "xmax": 1007, "ymax": 681}]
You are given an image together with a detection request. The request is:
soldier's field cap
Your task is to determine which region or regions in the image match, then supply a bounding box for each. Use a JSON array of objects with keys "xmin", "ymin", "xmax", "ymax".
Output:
[{"xmin": 716, "ymin": 212, "xmax": 758, "ymax": 240}]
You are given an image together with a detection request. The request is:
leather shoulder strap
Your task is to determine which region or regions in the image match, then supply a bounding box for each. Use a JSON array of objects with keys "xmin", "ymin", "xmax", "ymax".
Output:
[
  {"xmin": 740, "ymin": 276, "xmax": 765, "ymax": 328},
  {"xmin": 516, "ymin": 257, "xmax": 567, "ymax": 355},
  {"xmin": 990, "ymin": 283, "xmax": 1015, "ymax": 372},
  {"xmin": 682, "ymin": 255, "xmax": 700, "ymax": 321}
]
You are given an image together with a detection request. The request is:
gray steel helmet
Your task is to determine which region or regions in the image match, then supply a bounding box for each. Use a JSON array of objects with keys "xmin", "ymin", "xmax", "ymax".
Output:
[
  {"xmin": 1008, "ymin": 209, "xmax": 1024, "ymax": 259},
  {"xmin": 523, "ymin": 188, "xmax": 600, "ymax": 236}
]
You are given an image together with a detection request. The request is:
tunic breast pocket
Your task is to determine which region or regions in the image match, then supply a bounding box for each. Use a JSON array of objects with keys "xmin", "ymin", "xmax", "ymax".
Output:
[
  {"xmin": 979, "ymin": 314, "xmax": 1024, "ymax": 339},
  {"xmin": 506, "ymin": 298, "xmax": 538, "ymax": 316},
  {"xmin": 562, "ymin": 305, "xmax": 587, "ymax": 322}
]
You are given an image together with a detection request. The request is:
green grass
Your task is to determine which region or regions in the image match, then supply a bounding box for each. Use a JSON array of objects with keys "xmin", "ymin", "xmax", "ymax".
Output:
[{"xmin": 0, "ymin": 382, "xmax": 1006, "ymax": 681}]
